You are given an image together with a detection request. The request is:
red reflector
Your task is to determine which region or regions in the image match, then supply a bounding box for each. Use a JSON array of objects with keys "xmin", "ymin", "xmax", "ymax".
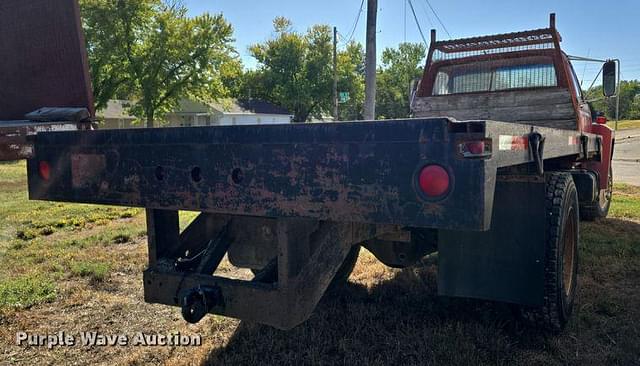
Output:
[
  {"xmin": 596, "ymin": 116, "xmax": 607, "ymax": 124},
  {"xmin": 419, "ymin": 165, "xmax": 450, "ymax": 198},
  {"xmin": 38, "ymin": 161, "xmax": 51, "ymax": 181},
  {"xmin": 459, "ymin": 140, "xmax": 492, "ymax": 158},
  {"xmin": 466, "ymin": 141, "xmax": 485, "ymax": 155}
]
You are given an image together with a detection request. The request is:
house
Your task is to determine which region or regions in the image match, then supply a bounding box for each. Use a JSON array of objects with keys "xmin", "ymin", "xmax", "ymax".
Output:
[
  {"xmin": 166, "ymin": 99, "xmax": 292, "ymax": 127},
  {"xmin": 96, "ymin": 100, "xmax": 138, "ymax": 129},
  {"xmin": 96, "ymin": 98, "xmax": 292, "ymax": 129}
]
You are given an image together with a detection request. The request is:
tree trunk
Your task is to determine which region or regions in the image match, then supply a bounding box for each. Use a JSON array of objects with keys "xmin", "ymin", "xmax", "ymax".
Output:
[
  {"xmin": 293, "ymin": 109, "xmax": 310, "ymax": 123},
  {"xmin": 146, "ymin": 112, "xmax": 155, "ymax": 128}
]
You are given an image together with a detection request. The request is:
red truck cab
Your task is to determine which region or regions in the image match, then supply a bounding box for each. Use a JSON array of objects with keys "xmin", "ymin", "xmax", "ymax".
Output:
[{"xmin": 412, "ymin": 13, "xmax": 616, "ymax": 219}]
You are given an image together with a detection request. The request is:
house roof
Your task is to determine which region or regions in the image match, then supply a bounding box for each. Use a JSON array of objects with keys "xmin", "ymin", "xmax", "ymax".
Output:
[
  {"xmin": 97, "ymin": 100, "xmax": 135, "ymax": 120},
  {"xmin": 98, "ymin": 98, "xmax": 292, "ymax": 120},
  {"xmin": 177, "ymin": 99, "xmax": 211, "ymax": 114},
  {"xmin": 209, "ymin": 99, "xmax": 290, "ymax": 116}
]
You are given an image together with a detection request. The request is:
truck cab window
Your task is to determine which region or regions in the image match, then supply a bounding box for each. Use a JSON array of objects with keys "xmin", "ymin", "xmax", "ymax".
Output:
[
  {"xmin": 494, "ymin": 64, "xmax": 557, "ymax": 91},
  {"xmin": 433, "ymin": 59, "xmax": 558, "ymax": 96},
  {"xmin": 568, "ymin": 64, "xmax": 584, "ymax": 101}
]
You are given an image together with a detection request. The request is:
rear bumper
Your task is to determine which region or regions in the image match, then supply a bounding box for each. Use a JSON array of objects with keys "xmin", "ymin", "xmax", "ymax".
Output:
[{"xmin": 27, "ymin": 118, "xmax": 497, "ymax": 231}]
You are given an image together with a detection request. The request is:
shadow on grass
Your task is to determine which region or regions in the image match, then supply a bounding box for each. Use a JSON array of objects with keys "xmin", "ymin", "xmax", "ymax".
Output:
[
  {"xmin": 203, "ymin": 264, "xmax": 554, "ymax": 365},
  {"xmin": 204, "ymin": 217, "xmax": 640, "ymax": 365}
]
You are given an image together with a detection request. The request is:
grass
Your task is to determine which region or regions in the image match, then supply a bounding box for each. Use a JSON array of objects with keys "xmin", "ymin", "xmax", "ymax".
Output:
[
  {"xmin": 0, "ymin": 161, "xmax": 638, "ymax": 365},
  {"xmin": 0, "ymin": 161, "xmax": 146, "ymax": 299},
  {"xmin": 0, "ymin": 275, "xmax": 56, "ymax": 309},
  {"xmin": 609, "ymin": 184, "xmax": 640, "ymax": 219},
  {"xmin": 69, "ymin": 261, "xmax": 111, "ymax": 283},
  {"xmin": 616, "ymin": 119, "xmax": 640, "ymax": 130}
]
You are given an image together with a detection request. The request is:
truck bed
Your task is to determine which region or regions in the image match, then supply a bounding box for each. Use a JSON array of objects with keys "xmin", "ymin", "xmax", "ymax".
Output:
[{"xmin": 27, "ymin": 118, "xmax": 600, "ymax": 231}]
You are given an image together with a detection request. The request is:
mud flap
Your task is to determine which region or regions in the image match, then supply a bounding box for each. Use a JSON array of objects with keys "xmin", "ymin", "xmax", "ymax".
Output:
[{"xmin": 438, "ymin": 175, "xmax": 546, "ymax": 306}]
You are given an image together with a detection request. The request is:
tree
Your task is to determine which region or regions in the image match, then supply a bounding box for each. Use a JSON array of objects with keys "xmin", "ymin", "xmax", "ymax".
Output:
[
  {"xmin": 247, "ymin": 18, "xmax": 334, "ymax": 122},
  {"xmin": 585, "ymin": 80, "xmax": 640, "ymax": 120},
  {"xmin": 375, "ymin": 43, "xmax": 426, "ymax": 119},
  {"xmin": 80, "ymin": 0, "xmax": 238, "ymax": 126},
  {"xmin": 337, "ymin": 42, "xmax": 366, "ymax": 121},
  {"xmin": 80, "ymin": 0, "xmax": 135, "ymax": 111},
  {"xmin": 629, "ymin": 94, "xmax": 640, "ymax": 120}
]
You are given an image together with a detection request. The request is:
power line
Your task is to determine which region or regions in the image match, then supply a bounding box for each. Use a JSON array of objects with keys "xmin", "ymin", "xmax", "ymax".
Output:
[
  {"xmin": 407, "ymin": 0, "xmax": 428, "ymax": 46},
  {"xmin": 343, "ymin": 0, "xmax": 366, "ymax": 44},
  {"xmin": 417, "ymin": 0, "xmax": 436, "ymax": 29},
  {"xmin": 423, "ymin": 0, "xmax": 451, "ymax": 38}
]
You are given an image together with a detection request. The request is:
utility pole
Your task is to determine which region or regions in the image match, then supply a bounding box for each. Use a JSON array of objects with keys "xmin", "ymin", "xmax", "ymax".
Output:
[
  {"xmin": 364, "ymin": 0, "xmax": 377, "ymax": 120},
  {"xmin": 333, "ymin": 26, "xmax": 339, "ymax": 121}
]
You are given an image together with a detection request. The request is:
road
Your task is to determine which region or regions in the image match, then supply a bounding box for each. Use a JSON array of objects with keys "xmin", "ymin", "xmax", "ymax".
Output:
[{"xmin": 613, "ymin": 128, "xmax": 640, "ymax": 186}]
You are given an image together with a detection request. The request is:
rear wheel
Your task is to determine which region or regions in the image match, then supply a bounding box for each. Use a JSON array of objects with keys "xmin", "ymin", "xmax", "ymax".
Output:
[
  {"xmin": 518, "ymin": 172, "xmax": 579, "ymax": 333},
  {"xmin": 581, "ymin": 165, "xmax": 613, "ymax": 221}
]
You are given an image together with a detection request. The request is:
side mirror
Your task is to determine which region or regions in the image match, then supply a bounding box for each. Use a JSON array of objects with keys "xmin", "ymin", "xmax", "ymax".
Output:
[{"xmin": 603, "ymin": 61, "xmax": 617, "ymax": 97}]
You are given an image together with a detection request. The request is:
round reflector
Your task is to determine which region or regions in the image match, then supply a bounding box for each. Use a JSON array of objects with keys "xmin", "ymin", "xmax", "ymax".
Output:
[
  {"xmin": 418, "ymin": 165, "xmax": 450, "ymax": 198},
  {"xmin": 39, "ymin": 161, "xmax": 51, "ymax": 181},
  {"xmin": 466, "ymin": 141, "xmax": 485, "ymax": 155}
]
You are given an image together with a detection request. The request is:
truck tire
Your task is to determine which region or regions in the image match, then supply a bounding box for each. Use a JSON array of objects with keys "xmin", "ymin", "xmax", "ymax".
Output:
[
  {"xmin": 518, "ymin": 172, "xmax": 579, "ymax": 333},
  {"xmin": 252, "ymin": 245, "xmax": 361, "ymax": 288},
  {"xmin": 581, "ymin": 165, "xmax": 613, "ymax": 221}
]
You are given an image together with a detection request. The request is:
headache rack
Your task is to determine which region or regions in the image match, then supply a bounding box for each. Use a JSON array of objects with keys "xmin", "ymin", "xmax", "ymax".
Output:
[
  {"xmin": 429, "ymin": 14, "xmax": 562, "ymax": 61},
  {"xmin": 414, "ymin": 13, "xmax": 574, "ymax": 107}
]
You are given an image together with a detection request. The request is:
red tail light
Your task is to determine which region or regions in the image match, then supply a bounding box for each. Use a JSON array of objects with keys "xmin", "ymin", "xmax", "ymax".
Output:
[
  {"xmin": 458, "ymin": 140, "xmax": 492, "ymax": 158},
  {"xmin": 418, "ymin": 165, "xmax": 450, "ymax": 198},
  {"xmin": 38, "ymin": 161, "xmax": 51, "ymax": 181}
]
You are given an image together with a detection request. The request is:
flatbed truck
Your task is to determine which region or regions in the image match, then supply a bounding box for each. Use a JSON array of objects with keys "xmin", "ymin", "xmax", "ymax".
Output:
[{"xmin": 0, "ymin": 2, "xmax": 618, "ymax": 333}]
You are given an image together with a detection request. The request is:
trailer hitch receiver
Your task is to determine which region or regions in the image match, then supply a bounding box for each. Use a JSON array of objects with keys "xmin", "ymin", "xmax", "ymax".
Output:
[{"xmin": 180, "ymin": 286, "xmax": 223, "ymax": 324}]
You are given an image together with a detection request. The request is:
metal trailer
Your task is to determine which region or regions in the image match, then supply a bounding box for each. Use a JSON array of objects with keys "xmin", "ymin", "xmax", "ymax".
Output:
[{"xmin": 0, "ymin": 3, "xmax": 617, "ymax": 333}]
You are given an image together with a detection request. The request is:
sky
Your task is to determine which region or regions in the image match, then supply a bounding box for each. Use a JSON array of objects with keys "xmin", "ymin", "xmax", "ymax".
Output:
[{"xmin": 184, "ymin": 0, "xmax": 640, "ymax": 86}]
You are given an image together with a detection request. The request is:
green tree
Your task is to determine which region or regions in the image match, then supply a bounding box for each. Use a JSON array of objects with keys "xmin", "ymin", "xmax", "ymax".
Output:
[
  {"xmin": 247, "ymin": 18, "xmax": 334, "ymax": 122},
  {"xmin": 376, "ymin": 43, "xmax": 426, "ymax": 120},
  {"xmin": 337, "ymin": 42, "xmax": 366, "ymax": 121},
  {"xmin": 80, "ymin": 0, "xmax": 238, "ymax": 126},
  {"xmin": 219, "ymin": 57, "xmax": 245, "ymax": 98},
  {"xmin": 585, "ymin": 80, "xmax": 640, "ymax": 120},
  {"xmin": 629, "ymin": 94, "xmax": 640, "ymax": 120},
  {"xmin": 80, "ymin": 0, "xmax": 135, "ymax": 110}
]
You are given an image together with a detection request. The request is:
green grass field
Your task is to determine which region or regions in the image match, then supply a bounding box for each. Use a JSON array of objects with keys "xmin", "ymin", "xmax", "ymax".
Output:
[
  {"xmin": 616, "ymin": 119, "xmax": 640, "ymax": 130},
  {"xmin": 0, "ymin": 161, "xmax": 639, "ymax": 365}
]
